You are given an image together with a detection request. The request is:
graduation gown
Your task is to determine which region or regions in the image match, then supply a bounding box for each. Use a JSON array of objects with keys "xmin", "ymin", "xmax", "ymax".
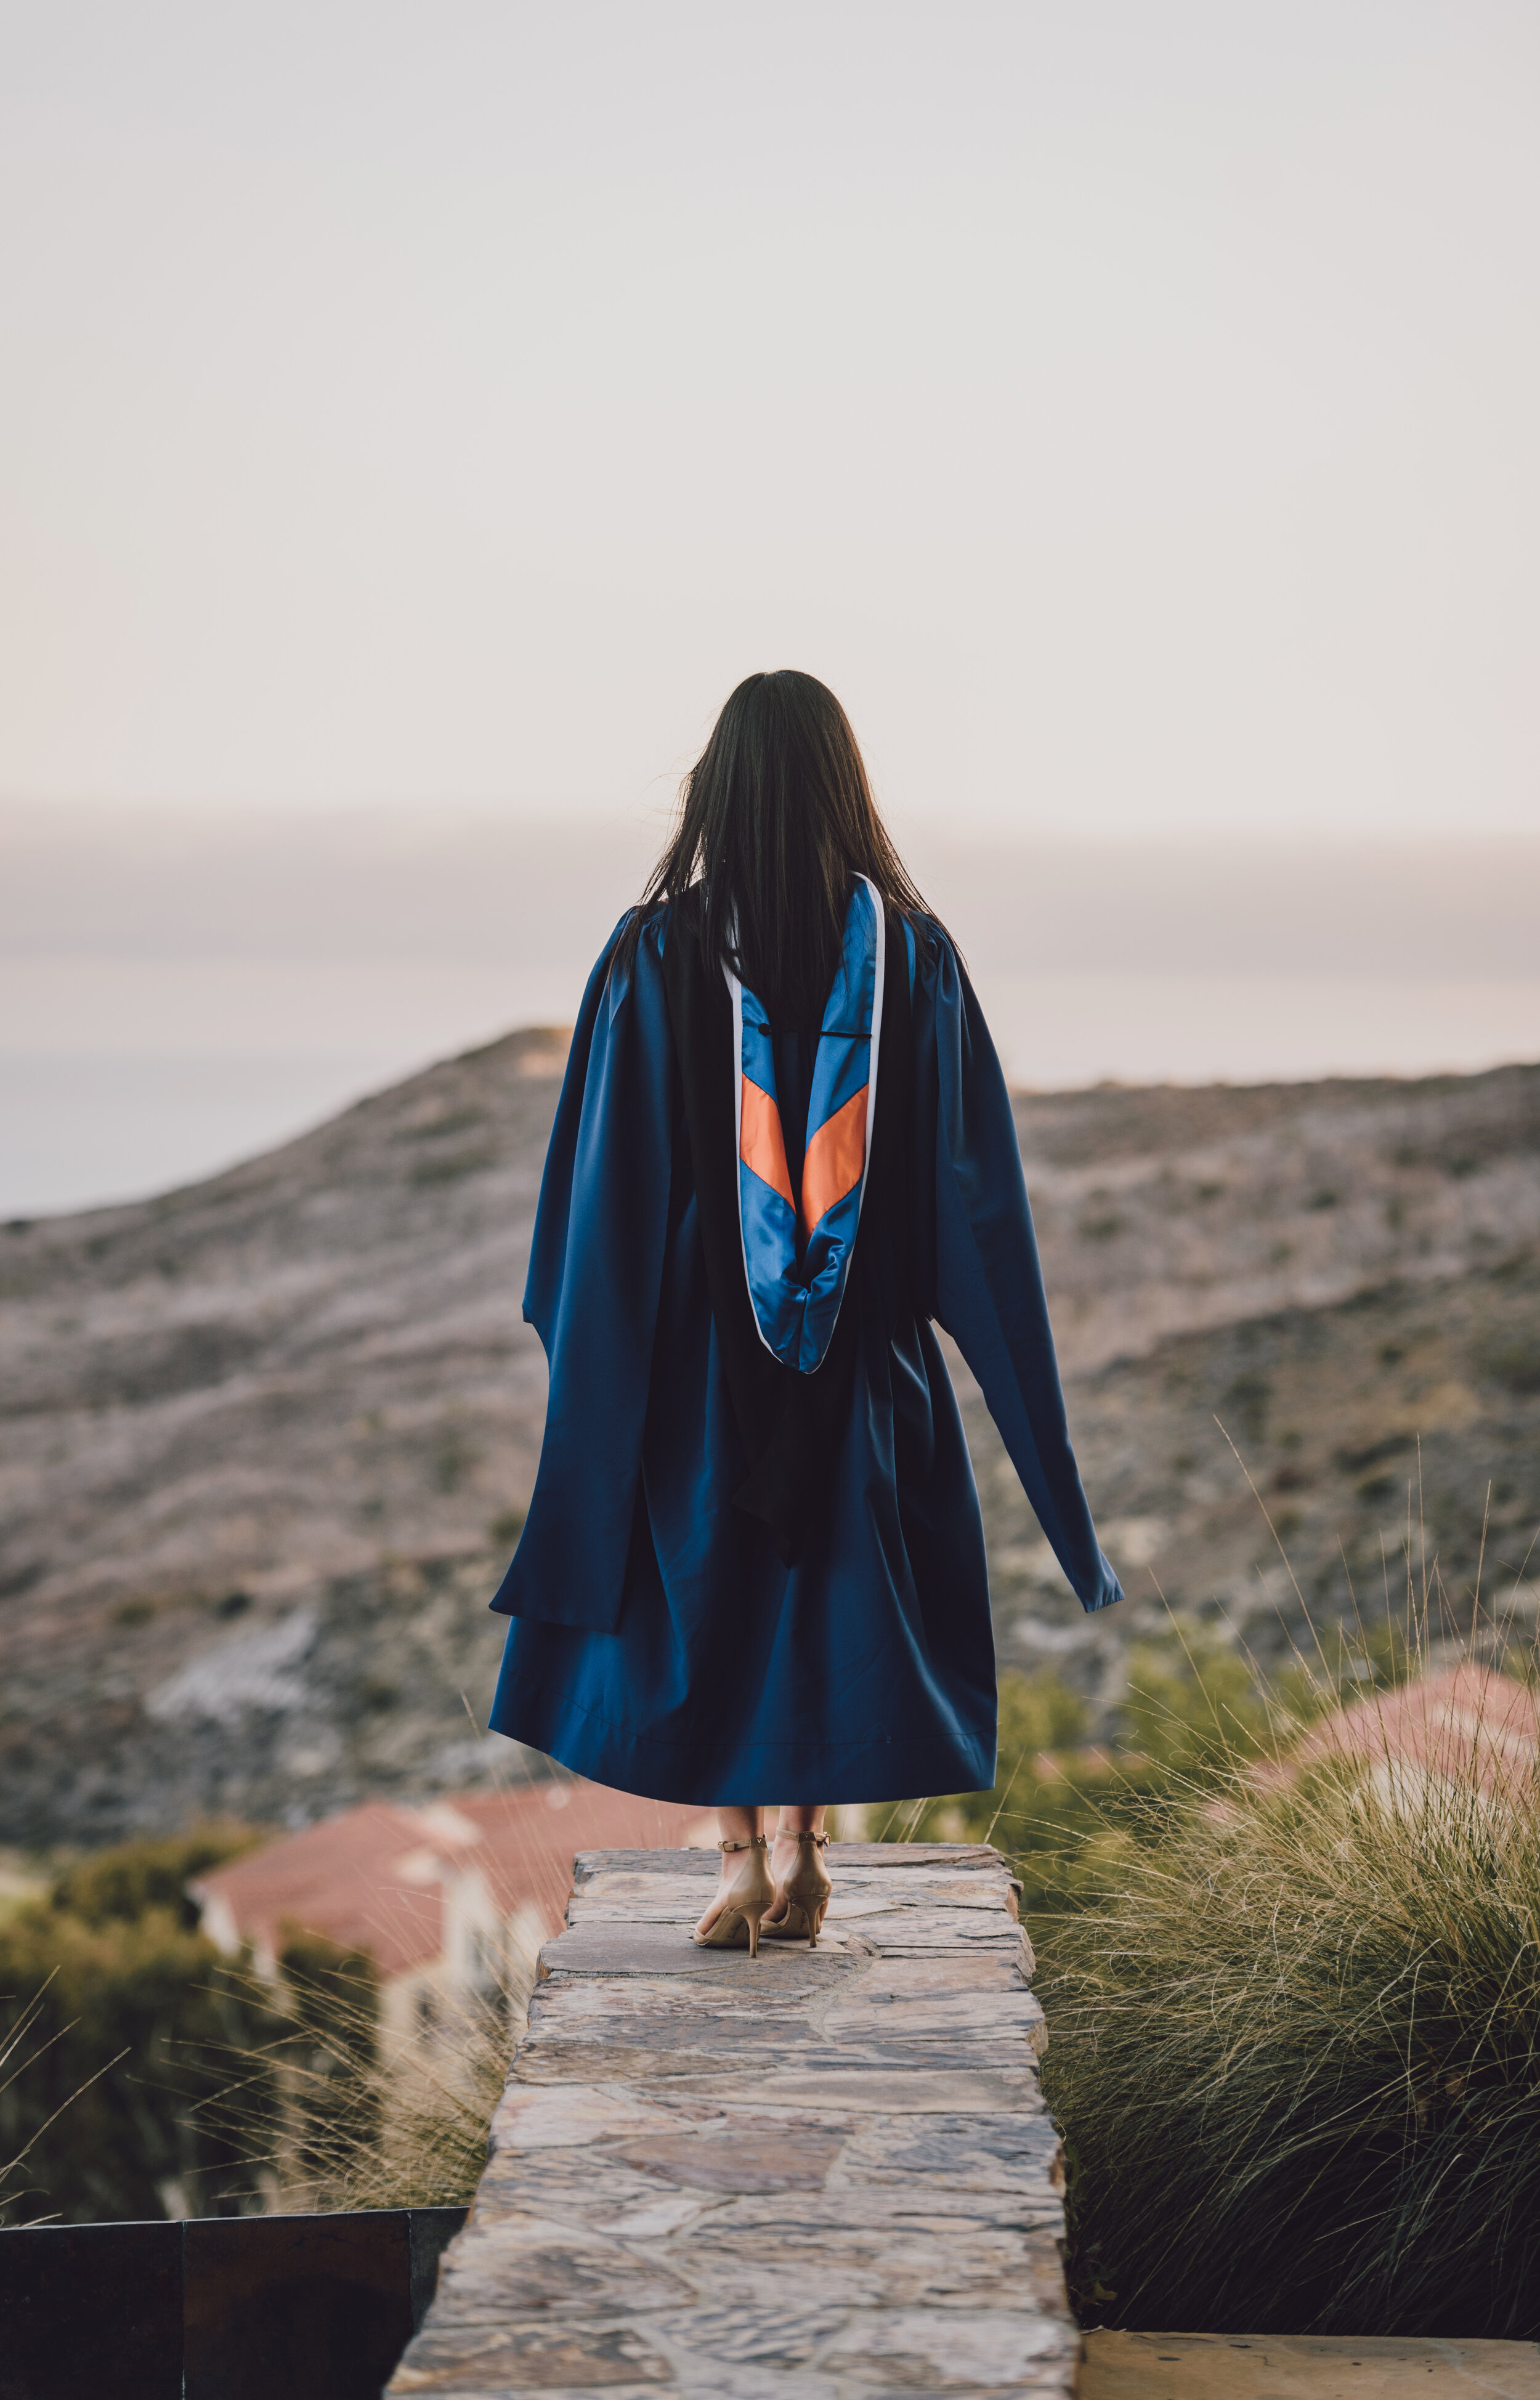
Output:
[{"xmin": 488, "ymin": 900, "xmax": 1121, "ymax": 1806}]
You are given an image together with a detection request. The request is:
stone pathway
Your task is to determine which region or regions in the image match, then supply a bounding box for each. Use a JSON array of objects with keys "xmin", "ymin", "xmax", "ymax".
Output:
[{"xmin": 387, "ymin": 1841, "xmax": 1078, "ymax": 2398}]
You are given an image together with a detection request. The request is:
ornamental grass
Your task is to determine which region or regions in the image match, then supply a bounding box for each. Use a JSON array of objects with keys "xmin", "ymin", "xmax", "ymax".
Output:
[
  {"xmin": 198, "ymin": 1940, "xmax": 516, "ymax": 2215},
  {"xmin": 890, "ymin": 1467, "xmax": 1540, "ymax": 2338},
  {"xmin": 1034, "ymin": 1534, "xmax": 1540, "ymax": 2341},
  {"xmin": 1042, "ymin": 1692, "xmax": 1540, "ymax": 2337}
]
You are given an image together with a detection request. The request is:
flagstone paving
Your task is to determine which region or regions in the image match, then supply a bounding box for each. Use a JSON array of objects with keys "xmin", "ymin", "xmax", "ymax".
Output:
[{"xmin": 387, "ymin": 1841, "xmax": 1079, "ymax": 2398}]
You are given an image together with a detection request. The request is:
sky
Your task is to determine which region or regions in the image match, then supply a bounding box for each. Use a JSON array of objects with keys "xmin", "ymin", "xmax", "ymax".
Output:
[
  {"xmin": 3, "ymin": 0, "xmax": 1538, "ymax": 837},
  {"xmin": 3, "ymin": 2, "xmax": 1538, "ymax": 1211}
]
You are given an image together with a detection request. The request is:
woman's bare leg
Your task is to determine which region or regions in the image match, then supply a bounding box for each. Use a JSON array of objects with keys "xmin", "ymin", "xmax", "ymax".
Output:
[
  {"xmin": 766, "ymin": 1802, "xmax": 828, "ymax": 1922},
  {"xmin": 694, "ymin": 1804, "xmax": 764, "ymax": 1937}
]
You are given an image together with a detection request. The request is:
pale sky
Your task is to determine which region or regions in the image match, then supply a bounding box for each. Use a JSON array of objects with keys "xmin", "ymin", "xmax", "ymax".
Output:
[{"xmin": 3, "ymin": 0, "xmax": 1538, "ymax": 837}]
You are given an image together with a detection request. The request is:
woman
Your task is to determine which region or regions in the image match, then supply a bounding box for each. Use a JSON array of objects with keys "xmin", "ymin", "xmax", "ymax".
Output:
[{"xmin": 488, "ymin": 671, "xmax": 1121, "ymax": 1953}]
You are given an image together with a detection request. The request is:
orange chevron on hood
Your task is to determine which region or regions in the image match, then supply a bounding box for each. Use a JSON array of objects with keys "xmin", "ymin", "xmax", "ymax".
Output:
[
  {"xmin": 739, "ymin": 1075, "xmax": 795, "ymax": 1210},
  {"xmin": 799, "ymin": 1084, "xmax": 868, "ymax": 1238}
]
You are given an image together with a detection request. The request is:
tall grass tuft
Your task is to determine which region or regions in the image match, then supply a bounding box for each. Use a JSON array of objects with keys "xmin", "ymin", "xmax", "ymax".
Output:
[
  {"xmin": 898, "ymin": 1468, "xmax": 1540, "ymax": 2338},
  {"xmin": 1035, "ymin": 1485, "xmax": 1540, "ymax": 2343},
  {"xmin": 302, "ymin": 1990, "xmax": 511, "ymax": 2214},
  {"xmin": 214, "ymin": 1960, "xmax": 516, "ymax": 2215},
  {"xmin": 182, "ymin": 1932, "xmax": 533, "ymax": 2217},
  {"xmin": 1043, "ymin": 1711, "xmax": 1540, "ymax": 2337}
]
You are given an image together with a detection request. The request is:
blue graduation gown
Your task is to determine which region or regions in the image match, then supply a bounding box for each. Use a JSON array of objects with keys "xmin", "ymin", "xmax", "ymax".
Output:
[{"xmin": 488, "ymin": 906, "xmax": 1121, "ymax": 1804}]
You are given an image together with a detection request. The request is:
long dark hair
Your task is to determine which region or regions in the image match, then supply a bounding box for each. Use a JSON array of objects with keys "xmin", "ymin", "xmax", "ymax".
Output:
[{"xmin": 623, "ymin": 670, "xmax": 934, "ymax": 1027}]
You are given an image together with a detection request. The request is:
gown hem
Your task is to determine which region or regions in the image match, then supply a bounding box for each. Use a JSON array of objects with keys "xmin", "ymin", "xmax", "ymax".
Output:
[{"xmin": 488, "ymin": 1677, "xmax": 994, "ymax": 1808}]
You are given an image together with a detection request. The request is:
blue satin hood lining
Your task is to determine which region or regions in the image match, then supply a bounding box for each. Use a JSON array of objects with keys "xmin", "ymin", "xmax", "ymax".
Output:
[{"xmin": 725, "ymin": 876, "xmax": 886, "ymax": 1374}]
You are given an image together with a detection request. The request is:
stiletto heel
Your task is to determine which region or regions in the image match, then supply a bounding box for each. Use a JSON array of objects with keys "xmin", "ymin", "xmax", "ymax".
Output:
[
  {"xmin": 763, "ymin": 1829, "xmax": 832, "ymax": 1944},
  {"xmin": 691, "ymin": 1837, "xmax": 774, "ymax": 1955}
]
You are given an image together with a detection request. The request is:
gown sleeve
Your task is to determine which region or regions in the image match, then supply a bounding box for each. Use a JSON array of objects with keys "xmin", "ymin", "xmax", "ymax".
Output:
[
  {"xmin": 490, "ymin": 910, "xmax": 674, "ymax": 1633},
  {"xmin": 914, "ymin": 924, "xmax": 1123, "ymax": 1616}
]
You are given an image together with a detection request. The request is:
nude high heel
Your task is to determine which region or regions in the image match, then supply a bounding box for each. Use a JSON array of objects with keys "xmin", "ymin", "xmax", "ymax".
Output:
[
  {"xmin": 763, "ymin": 1829, "xmax": 833, "ymax": 1946},
  {"xmin": 691, "ymin": 1836, "xmax": 774, "ymax": 1958}
]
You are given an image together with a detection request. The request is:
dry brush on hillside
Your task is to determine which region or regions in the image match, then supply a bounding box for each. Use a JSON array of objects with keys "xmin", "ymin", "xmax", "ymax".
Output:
[{"xmin": 2, "ymin": 1037, "xmax": 1536, "ymax": 1844}]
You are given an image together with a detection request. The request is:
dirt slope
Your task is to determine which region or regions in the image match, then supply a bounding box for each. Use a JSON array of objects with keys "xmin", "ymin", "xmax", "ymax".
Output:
[{"xmin": 3, "ymin": 1037, "xmax": 1536, "ymax": 1845}]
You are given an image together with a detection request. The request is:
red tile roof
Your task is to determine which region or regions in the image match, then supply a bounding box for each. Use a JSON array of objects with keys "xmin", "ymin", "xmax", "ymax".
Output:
[
  {"xmin": 190, "ymin": 1780, "xmax": 711, "ymax": 1979},
  {"xmin": 1284, "ymin": 1663, "xmax": 1539, "ymax": 1802}
]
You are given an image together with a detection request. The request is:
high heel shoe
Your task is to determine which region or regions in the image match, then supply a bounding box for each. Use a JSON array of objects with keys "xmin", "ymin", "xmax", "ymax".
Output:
[
  {"xmin": 691, "ymin": 1836, "xmax": 774, "ymax": 1958},
  {"xmin": 762, "ymin": 1829, "xmax": 832, "ymax": 1947}
]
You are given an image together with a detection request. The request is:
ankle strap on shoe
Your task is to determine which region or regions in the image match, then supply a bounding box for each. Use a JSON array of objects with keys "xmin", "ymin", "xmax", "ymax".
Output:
[
  {"xmin": 719, "ymin": 1836, "xmax": 769, "ymax": 1852},
  {"xmin": 788, "ymin": 1830, "xmax": 829, "ymax": 1847}
]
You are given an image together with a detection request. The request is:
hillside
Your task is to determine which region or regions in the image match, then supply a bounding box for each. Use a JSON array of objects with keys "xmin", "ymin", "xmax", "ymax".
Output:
[{"xmin": 2, "ymin": 1037, "xmax": 1537, "ymax": 1846}]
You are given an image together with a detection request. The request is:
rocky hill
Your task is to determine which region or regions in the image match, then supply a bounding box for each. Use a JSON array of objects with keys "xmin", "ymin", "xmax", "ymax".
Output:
[{"xmin": 3, "ymin": 1035, "xmax": 1537, "ymax": 1847}]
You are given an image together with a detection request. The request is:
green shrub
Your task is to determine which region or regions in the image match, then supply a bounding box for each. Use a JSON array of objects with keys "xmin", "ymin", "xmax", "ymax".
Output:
[
  {"xmin": 50, "ymin": 1825, "xmax": 259, "ymax": 1934},
  {"xmin": 2, "ymin": 1820, "xmax": 517, "ymax": 2223},
  {"xmin": 0, "ymin": 1900, "xmax": 280, "ymax": 2224},
  {"xmin": 885, "ymin": 1636, "xmax": 1291, "ymax": 1928},
  {"xmin": 1477, "ymin": 1336, "xmax": 1540, "ymax": 1397},
  {"xmin": 881, "ymin": 1671, "xmax": 1090, "ymax": 1841},
  {"xmin": 0, "ymin": 1826, "xmax": 275, "ymax": 2223}
]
